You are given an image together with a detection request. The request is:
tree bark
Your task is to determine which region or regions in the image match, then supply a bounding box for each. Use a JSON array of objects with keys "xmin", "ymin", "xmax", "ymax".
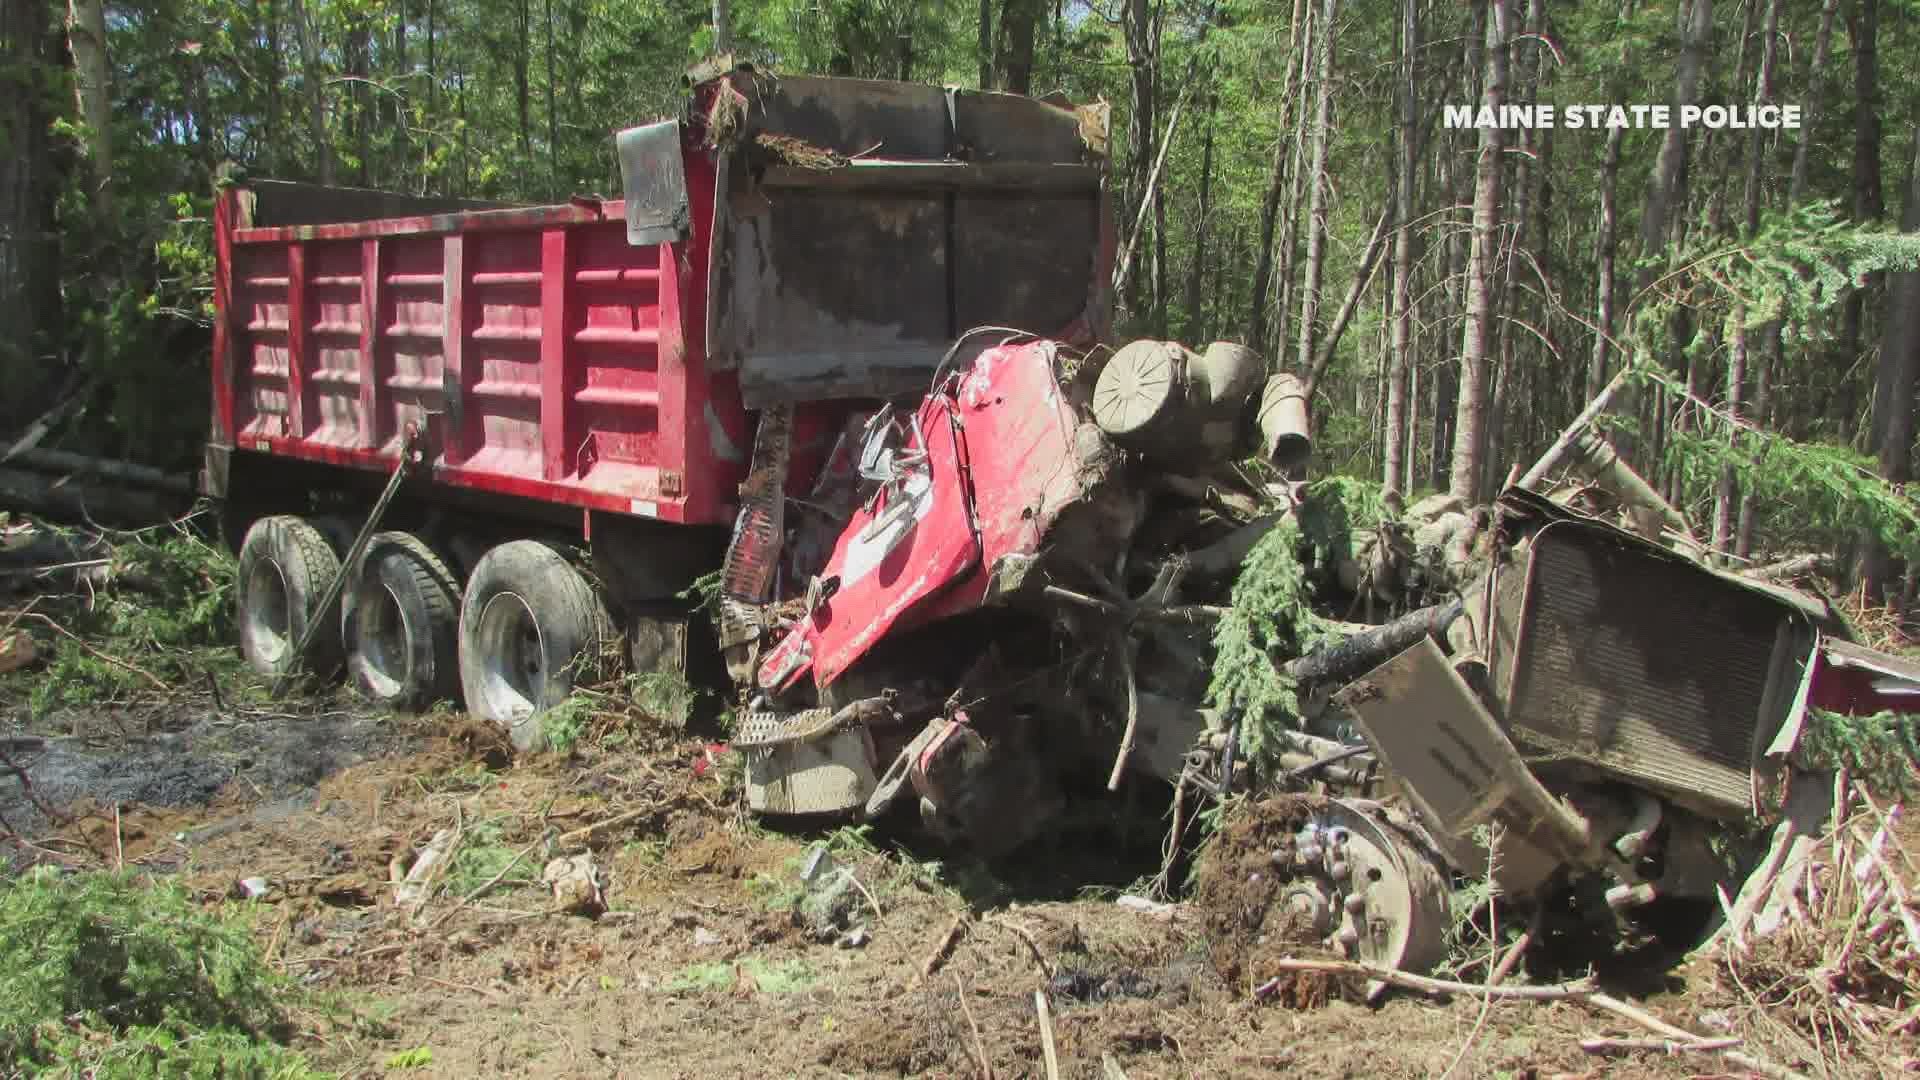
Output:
[
  {"xmin": 1846, "ymin": 0, "xmax": 1883, "ymax": 431},
  {"xmin": 1744, "ymin": 0, "xmax": 1840, "ymax": 556},
  {"xmin": 713, "ymin": 0, "xmax": 731, "ymax": 53},
  {"xmin": 997, "ymin": 0, "xmax": 1038, "ymax": 95},
  {"xmin": 1862, "ymin": 126, "xmax": 1920, "ymax": 601},
  {"xmin": 1384, "ymin": 0, "xmax": 1418, "ymax": 499},
  {"xmin": 1182, "ymin": 92, "xmax": 1218, "ymax": 342},
  {"xmin": 1292, "ymin": 0, "xmax": 1338, "ymax": 380},
  {"xmin": 0, "ymin": 0, "xmax": 60, "ymax": 430},
  {"xmin": 1123, "ymin": 0, "xmax": 1157, "ymax": 319},
  {"xmin": 978, "ymin": 0, "xmax": 993, "ymax": 88},
  {"xmin": 1638, "ymin": 0, "xmax": 1711, "ymax": 287},
  {"xmin": 1246, "ymin": 0, "xmax": 1307, "ymax": 354},
  {"xmin": 1449, "ymin": 0, "xmax": 1509, "ymax": 505},
  {"xmin": 64, "ymin": 0, "xmax": 112, "ymax": 214},
  {"xmin": 1716, "ymin": 0, "xmax": 1782, "ymax": 560},
  {"xmin": 290, "ymin": 0, "xmax": 332, "ymax": 184},
  {"xmin": 1588, "ymin": 125, "xmax": 1625, "ymax": 399}
]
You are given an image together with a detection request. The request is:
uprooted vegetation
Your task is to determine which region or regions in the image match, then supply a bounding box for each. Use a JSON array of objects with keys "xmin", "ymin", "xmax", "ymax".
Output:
[{"xmin": 0, "ymin": 868, "xmax": 336, "ymax": 1077}]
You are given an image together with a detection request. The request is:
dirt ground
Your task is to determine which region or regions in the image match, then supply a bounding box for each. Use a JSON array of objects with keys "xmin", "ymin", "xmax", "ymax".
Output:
[{"xmin": 6, "ymin": 681, "xmax": 1903, "ymax": 1080}]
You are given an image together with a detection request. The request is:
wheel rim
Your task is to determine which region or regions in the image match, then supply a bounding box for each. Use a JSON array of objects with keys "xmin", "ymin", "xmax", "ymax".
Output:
[
  {"xmin": 356, "ymin": 581, "xmax": 411, "ymax": 700},
  {"xmin": 242, "ymin": 558, "xmax": 293, "ymax": 666},
  {"xmin": 474, "ymin": 591, "xmax": 546, "ymax": 722}
]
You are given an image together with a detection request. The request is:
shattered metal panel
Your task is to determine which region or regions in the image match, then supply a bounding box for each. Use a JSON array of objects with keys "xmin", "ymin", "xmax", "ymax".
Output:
[
  {"xmin": 1335, "ymin": 637, "xmax": 1571, "ymax": 894},
  {"xmin": 1503, "ymin": 520, "xmax": 1792, "ymax": 815},
  {"xmin": 616, "ymin": 121, "xmax": 691, "ymax": 245}
]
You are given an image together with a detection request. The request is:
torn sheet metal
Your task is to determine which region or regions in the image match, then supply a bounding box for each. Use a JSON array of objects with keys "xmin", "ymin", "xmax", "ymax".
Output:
[
  {"xmin": 1769, "ymin": 633, "xmax": 1920, "ymax": 758},
  {"xmin": 1334, "ymin": 637, "xmax": 1590, "ymax": 895},
  {"xmin": 616, "ymin": 120, "xmax": 691, "ymax": 245}
]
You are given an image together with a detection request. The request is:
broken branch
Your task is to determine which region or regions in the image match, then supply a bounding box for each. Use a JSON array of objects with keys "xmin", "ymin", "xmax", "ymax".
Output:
[
  {"xmin": 1034, "ymin": 990, "xmax": 1062, "ymax": 1080},
  {"xmin": 922, "ymin": 913, "xmax": 969, "ymax": 979},
  {"xmin": 953, "ymin": 971, "xmax": 995, "ymax": 1080}
]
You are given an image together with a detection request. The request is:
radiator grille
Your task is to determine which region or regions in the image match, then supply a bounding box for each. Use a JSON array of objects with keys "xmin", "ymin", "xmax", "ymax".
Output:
[{"xmin": 1505, "ymin": 524, "xmax": 1786, "ymax": 814}]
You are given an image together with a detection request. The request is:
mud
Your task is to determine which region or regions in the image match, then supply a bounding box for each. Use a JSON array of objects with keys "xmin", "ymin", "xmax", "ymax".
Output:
[{"xmin": 0, "ymin": 696, "xmax": 419, "ymax": 844}]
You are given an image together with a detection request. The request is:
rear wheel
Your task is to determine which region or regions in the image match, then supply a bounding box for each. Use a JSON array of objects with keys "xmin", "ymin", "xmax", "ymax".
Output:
[
  {"xmin": 343, "ymin": 532, "xmax": 462, "ymax": 710},
  {"xmin": 458, "ymin": 541, "xmax": 613, "ymax": 750},
  {"xmin": 235, "ymin": 516, "xmax": 345, "ymax": 678}
]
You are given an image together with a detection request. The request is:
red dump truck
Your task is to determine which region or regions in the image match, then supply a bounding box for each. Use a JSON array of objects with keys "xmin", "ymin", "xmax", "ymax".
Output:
[
  {"xmin": 205, "ymin": 68, "xmax": 1116, "ymax": 728},
  {"xmin": 207, "ymin": 66, "xmax": 1920, "ymax": 980}
]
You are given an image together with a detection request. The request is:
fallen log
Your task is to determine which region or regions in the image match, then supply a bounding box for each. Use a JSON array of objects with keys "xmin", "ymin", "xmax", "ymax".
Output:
[
  {"xmin": 8, "ymin": 448, "xmax": 194, "ymax": 495},
  {"xmin": 0, "ymin": 467, "xmax": 190, "ymax": 525},
  {"xmin": 1281, "ymin": 599, "xmax": 1464, "ymax": 685}
]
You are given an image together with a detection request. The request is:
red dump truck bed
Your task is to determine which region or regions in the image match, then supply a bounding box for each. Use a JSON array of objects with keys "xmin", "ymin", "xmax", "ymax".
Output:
[
  {"xmin": 211, "ymin": 170, "xmax": 741, "ymax": 525},
  {"xmin": 207, "ymin": 71, "xmax": 1112, "ymax": 531}
]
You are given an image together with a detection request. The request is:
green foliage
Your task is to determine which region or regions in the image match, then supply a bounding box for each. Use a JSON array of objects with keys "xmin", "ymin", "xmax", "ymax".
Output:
[
  {"xmin": 0, "ymin": 869, "xmax": 322, "ymax": 1078},
  {"xmin": 628, "ymin": 671, "xmax": 698, "ymax": 728},
  {"xmin": 1206, "ymin": 516, "xmax": 1340, "ymax": 764},
  {"xmin": 538, "ymin": 694, "xmax": 596, "ymax": 753},
  {"xmin": 1614, "ymin": 207, "xmax": 1920, "ymax": 563},
  {"xmin": 8, "ymin": 524, "xmax": 240, "ymax": 713},
  {"xmin": 1798, "ymin": 710, "xmax": 1920, "ymax": 797},
  {"xmin": 383, "ymin": 1046, "xmax": 434, "ymax": 1071},
  {"xmin": 676, "ymin": 570, "xmax": 725, "ymax": 616},
  {"xmin": 1294, "ymin": 475, "xmax": 1391, "ymax": 573},
  {"xmin": 442, "ymin": 817, "xmax": 540, "ymax": 897}
]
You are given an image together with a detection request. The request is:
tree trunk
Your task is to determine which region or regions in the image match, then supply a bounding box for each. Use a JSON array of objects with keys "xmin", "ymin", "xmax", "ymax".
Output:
[
  {"xmin": 1293, "ymin": 0, "xmax": 1338, "ymax": 380},
  {"xmin": 997, "ymin": 0, "xmax": 1038, "ymax": 95},
  {"xmin": 1384, "ymin": 0, "xmax": 1418, "ymax": 497},
  {"xmin": 1716, "ymin": 0, "xmax": 1782, "ymax": 559},
  {"xmin": 1863, "ymin": 126, "xmax": 1920, "ymax": 601},
  {"xmin": 1639, "ymin": 0, "xmax": 1711, "ymax": 287},
  {"xmin": 1743, "ymin": 0, "xmax": 1840, "ymax": 555},
  {"xmin": 347, "ymin": 15, "xmax": 371, "ymax": 186},
  {"xmin": 978, "ymin": 0, "xmax": 993, "ymax": 88},
  {"xmin": 1182, "ymin": 93, "xmax": 1218, "ymax": 342},
  {"xmin": 1123, "ymin": 0, "xmax": 1157, "ymax": 320},
  {"xmin": 1449, "ymin": 0, "xmax": 1509, "ymax": 505},
  {"xmin": 263, "ymin": 0, "xmax": 282, "ymax": 173},
  {"xmin": 515, "ymin": 0, "xmax": 532, "ymax": 164},
  {"xmin": 64, "ymin": 0, "xmax": 112, "ymax": 214},
  {"xmin": 1245, "ymin": 0, "xmax": 1306, "ymax": 353},
  {"xmin": 1846, "ymin": 0, "xmax": 1883, "ymax": 432},
  {"xmin": 1431, "ymin": 125, "xmax": 1462, "ymax": 492},
  {"xmin": 713, "ymin": 0, "xmax": 731, "ymax": 53},
  {"xmin": 1588, "ymin": 125, "xmax": 1624, "ymax": 400},
  {"xmin": 0, "ymin": 0, "xmax": 60, "ymax": 429},
  {"xmin": 291, "ymin": 0, "xmax": 332, "ymax": 184}
]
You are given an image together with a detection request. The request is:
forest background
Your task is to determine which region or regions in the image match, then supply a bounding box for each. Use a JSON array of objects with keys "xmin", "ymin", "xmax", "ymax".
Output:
[{"xmin": 4, "ymin": 0, "xmax": 1920, "ymax": 600}]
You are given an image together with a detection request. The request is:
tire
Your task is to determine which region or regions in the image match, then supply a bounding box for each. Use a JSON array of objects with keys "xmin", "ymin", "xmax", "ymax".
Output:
[
  {"xmin": 342, "ymin": 532, "xmax": 462, "ymax": 710},
  {"xmin": 235, "ymin": 516, "xmax": 345, "ymax": 679},
  {"xmin": 458, "ymin": 540, "xmax": 614, "ymax": 750}
]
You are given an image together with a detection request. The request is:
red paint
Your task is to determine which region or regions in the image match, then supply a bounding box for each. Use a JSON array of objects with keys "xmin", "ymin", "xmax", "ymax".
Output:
[
  {"xmin": 758, "ymin": 342, "xmax": 1093, "ymax": 692},
  {"xmin": 214, "ymin": 166, "xmax": 746, "ymax": 524}
]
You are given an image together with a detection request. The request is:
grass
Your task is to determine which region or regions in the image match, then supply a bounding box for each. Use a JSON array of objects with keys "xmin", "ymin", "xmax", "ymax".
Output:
[
  {"xmin": 0, "ymin": 867, "xmax": 325, "ymax": 1078},
  {"xmin": 665, "ymin": 957, "xmax": 816, "ymax": 995}
]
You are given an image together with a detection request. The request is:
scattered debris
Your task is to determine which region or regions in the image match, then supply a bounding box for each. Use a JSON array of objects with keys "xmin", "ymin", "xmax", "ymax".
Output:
[{"xmin": 541, "ymin": 853, "xmax": 606, "ymax": 915}]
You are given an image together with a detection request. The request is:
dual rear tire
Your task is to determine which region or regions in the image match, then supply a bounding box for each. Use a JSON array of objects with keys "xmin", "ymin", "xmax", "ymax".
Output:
[{"xmin": 234, "ymin": 521, "xmax": 612, "ymax": 749}]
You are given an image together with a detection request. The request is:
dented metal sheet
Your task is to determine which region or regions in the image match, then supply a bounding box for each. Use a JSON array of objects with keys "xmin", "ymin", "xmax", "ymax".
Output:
[
  {"xmin": 617, "ymin": 120, "xmax": 692, "ymax": 245},
  {"xmin": 1334, "ymin": 637, "xmax": 1587, "ymax": 894}
]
